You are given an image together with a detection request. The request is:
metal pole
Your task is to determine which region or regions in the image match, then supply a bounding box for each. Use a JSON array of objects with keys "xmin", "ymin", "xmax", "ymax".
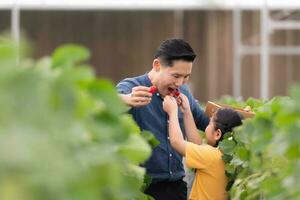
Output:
[
  {"xmin": 174, "ymin": 10, "xmax": 184, "ymax": 38},
  {"xmin": 260, "ymin": 1, "xmax": 270, "ymax": 99},
  {"xmin": 11, "ymin": 0, "xmax": 20, "ymax": 64},
  {"xmin": 233, "ymin": 6, "xmax": 242, "ymax": 98}
]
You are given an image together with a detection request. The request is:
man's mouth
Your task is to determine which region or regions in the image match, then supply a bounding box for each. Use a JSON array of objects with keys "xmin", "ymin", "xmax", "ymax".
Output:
[
  {"xmin": 167, "ymin": 87, "xmax": 180, "ymax": 97},
  {"xmin": 167, "ymin": 87, "xmax": 182, "ymax": 105},
  {"xmin": 167, "ymin": 87, "xmax": 178, "ymax": 92}
]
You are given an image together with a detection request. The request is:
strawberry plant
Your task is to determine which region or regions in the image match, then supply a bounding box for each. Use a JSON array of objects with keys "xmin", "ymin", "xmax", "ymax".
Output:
[
  {"xmin": 0, "ymin": 35, "xmax": 154, "ymax": 200},
  {"xmin": 218, "ymin": 92, "xmax": 300, "ymax": 199}
]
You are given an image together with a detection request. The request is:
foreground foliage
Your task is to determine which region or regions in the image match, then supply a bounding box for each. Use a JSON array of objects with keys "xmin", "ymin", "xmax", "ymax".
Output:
[
  {"xmin": 0, "ymin": 36, "xmax": 153, "ymax": 200},
  {"xmin": 218, "ymin": 93, "xmax": 300, "ymax": 199}
]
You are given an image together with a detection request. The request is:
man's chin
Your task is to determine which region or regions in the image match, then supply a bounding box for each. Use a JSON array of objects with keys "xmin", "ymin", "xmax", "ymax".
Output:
[{"xmin": 159, "ymin": 91, "xmax": 168, "ymax": 97}]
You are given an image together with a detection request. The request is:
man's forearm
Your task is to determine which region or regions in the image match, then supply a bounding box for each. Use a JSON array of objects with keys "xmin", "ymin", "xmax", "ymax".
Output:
[{"xmin": 118, "ymin": 89, "xmax": 151, "ymax": 108}]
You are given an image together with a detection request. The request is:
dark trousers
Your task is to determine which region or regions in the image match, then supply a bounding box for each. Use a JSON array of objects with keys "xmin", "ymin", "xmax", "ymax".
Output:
[{"xmin": 145, "ymin": 179, "xmax": 187, "ymax": 200}]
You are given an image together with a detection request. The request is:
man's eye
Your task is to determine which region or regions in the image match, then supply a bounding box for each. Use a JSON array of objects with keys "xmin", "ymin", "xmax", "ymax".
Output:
[{"xmin": 173, "ymin": 75, "xmax": 180, "ymax": 78}]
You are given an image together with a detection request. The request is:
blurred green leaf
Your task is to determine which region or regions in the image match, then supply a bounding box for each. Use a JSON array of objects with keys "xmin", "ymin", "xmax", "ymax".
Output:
[
  {"xmin": 118, "ymin": 134, "xmax": 151, "ymax": 164},
  {"xmin": 219, "ymin": 140, "xmax": 236, "ymax": 155},
  {"xmin": 140, "ymin": 131, "xmax": 160, "ymax": 149},
  {"xmin": 0, "ymin": 36, "xmax": 152, "ymax": 200},
  {"xmin": 51, "ymin": 44, "xmax": 90, "ymax": 68}
]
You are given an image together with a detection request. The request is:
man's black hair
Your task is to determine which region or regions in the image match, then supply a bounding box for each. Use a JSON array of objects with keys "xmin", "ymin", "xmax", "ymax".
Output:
[
  {"xmin": 214, "ymin": 108, "xmax": 243, "ymax": 146},
  {"xmin": 154, "ymin": 38, "xmax": 196, "ymax": 67}
]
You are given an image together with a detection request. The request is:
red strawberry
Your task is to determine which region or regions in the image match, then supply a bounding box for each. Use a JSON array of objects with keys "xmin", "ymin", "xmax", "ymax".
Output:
[
  {"xmin": 169, "ymin": 88, "xmax": 180, "ymax": 97},
  {"xmin": 174, "ymin": 89, "xmax": 180, "ymax": 97},
  {"xmin": 149, "ymin": 86, "xmax": 157, "ymax": 94},
  {"xmin": 168, "ymin": 88, "xmax": 181, "ymax": 105}
]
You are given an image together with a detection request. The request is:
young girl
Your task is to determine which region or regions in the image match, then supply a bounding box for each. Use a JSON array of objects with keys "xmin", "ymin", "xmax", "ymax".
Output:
[{"xmin": 163, "ymin": 95, "xmax": 242, "ymax": 200}]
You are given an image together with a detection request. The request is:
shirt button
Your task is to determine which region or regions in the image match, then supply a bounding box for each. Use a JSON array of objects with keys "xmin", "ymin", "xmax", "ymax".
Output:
[
  {"xmin": 156, "ymin": 93, "xmax": 159, "ymax": 96},
  {"xmin": 167, "ymin": 137, "xmax": 170, "ymax": 140},
  {"xmin": 169, "ymin": 153, "xmax": 172, "ymax": 157},
  {"xmin": 170, "ymin": 171, "xmax": 172, "ymax": 175}
]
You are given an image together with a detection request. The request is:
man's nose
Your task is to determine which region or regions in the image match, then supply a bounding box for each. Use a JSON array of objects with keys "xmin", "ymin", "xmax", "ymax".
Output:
[{"xmin": 175, "ymin": 78, "xmax": 184, "ymax": 87}]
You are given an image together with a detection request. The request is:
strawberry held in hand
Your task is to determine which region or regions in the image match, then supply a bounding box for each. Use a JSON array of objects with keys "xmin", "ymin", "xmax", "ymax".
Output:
[
  {"xmin": 168, "ymin": 88, "xmax": 180, "ymax": 97},
  {"xmin": 173, "ymin": 89, "xmax": 180, "ymax": 97},
  {"xmin": 149, "ymin": 86, "xmax": 157, "ymax": 94},
  {"xmin": 168, "ymin": 88, "xmax": 182, "ymax": 105}
]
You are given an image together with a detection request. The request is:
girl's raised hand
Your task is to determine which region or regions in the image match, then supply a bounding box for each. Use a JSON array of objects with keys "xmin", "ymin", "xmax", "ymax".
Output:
[
  {"xmin": 178, "ymin": 94, "xmax": 191, "ymax": 114},
  {"xmin": 163, "ymin": 95, "xmax": 178, "ymax": 115}
]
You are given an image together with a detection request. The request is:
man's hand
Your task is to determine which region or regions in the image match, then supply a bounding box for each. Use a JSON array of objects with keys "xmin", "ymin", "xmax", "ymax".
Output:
[
  {"xmin": 120, "ymin": 86, "xmax": 153, "ymax": 107},
  {"xmin": 163, "ymin": 95, "xmax": 178, "ymax": 116}
]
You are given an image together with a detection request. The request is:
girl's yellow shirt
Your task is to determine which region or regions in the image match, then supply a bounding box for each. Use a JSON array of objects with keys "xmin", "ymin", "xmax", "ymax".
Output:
[{"xmin": 186, "ymin": 142, "xmax": 228, "ymax": 200}]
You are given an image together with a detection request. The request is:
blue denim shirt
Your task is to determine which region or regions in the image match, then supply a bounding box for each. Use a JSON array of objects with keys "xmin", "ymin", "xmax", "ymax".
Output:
[{"xmin": 117, "ymin": 74, "xmax": 209, "ymax": 183}]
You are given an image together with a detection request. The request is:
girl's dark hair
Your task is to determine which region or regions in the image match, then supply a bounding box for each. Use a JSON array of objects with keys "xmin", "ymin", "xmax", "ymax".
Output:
[
  {"xmin": 154, "ymin": 38, "xmax": 196, "ymax": 67},
  {"xmin": 213, "ymin": 108, "xmax": 243, "ymax": 146}
]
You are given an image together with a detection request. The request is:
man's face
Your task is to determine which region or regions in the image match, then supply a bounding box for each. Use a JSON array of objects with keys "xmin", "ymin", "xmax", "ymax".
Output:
[{"xmin": 155, "ymin": 60, "xmax": 192, "ymax": 97}]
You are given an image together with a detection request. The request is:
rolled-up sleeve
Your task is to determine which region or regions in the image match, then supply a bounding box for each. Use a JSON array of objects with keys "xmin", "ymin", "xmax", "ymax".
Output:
[{"xmin": 116, "ymin": 78, "xmax": 136, "ymax": 94}]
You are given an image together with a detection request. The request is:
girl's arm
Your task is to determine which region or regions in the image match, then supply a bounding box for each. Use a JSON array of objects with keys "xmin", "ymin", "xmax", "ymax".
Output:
[
  {"xmin": 163, "ymin": 96, "xmax": 187, "ymax": 156},
  {"xmin": 179, "ymin": 94, "xmax": 202, "ymax": 145}
]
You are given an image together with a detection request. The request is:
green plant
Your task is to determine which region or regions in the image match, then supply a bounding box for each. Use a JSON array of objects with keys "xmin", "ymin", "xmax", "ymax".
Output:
[
  {"xmin": 219, "ymin": 92, "xmax": 300, "ymax": 199},
  {"xmin": 0, "ymin": 36, "xmax": 154, "ymax": 200}
]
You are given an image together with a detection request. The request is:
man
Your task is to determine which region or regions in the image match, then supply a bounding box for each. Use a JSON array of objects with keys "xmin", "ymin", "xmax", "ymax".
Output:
[{"xmin": 117, "ymin": 38, "xmax": 209, "ymax": 200}]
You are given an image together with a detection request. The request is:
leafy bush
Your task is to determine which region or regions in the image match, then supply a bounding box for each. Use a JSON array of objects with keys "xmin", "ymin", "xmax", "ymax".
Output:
[
  {"xmin": 0, "ymin": 36, "xmax": 152, "ymax": 200},
  {"xmin": 219, "ymin": 91, "xmax": 300, "ymax": 199}
]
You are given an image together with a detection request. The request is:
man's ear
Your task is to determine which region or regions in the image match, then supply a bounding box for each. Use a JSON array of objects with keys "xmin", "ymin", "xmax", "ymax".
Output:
[
  {"xmin": 214, "ymin": 129, "xmax": 222, "ymax": 141},
  {"xmin": 152, "ymin": 59, "xmax": 161, "ymax": 72}
]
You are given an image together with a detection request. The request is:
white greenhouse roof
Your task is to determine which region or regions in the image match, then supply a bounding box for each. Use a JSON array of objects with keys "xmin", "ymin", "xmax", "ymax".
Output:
[{"xmin": 1, "ymin": 0, "xmax": 300, "ymax": 10}]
